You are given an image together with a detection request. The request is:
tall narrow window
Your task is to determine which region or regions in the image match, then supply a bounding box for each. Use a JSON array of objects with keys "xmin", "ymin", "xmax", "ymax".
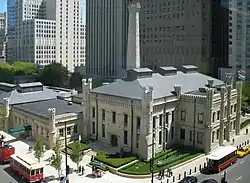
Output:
[
  {"xmin": 181, "ymin": 110, "xmax": 186, "ymax": 121},
  {"xmin": 153, "ymin": 116, "xmax": 156, "ymax": 128},
  {"xmin": 180, "ymin": 129, "xmax": 185, "ymax": 140},
  {"xmin": 172, "ymin": 111, "xmax": 174, "ymax": 122},
  {"xmin": 166, "ymin": 112, "xmax": 169, "ymax": 124},
  {"xmin": 159, "ymin": 114, "xmax": 163, "ymax": 126},
  {"xmin": 92, "ymin": 107, "xmax": 95, "ymax": 118},
  {"xmin": 112, "ymin": 112, "xmax": 116, "ymax": 123},
  {"xmin": 124, "ymin": 131, "xmax": 128, "ymax": 145},
  {"xmin": 102, "ymin": 109, "xmax": 105, "ymax": 121},
  {"xmin": 92, "ymin": 122, "xmax": 95, "ymax": 134},
  {"xmin": 159, "ymin": 131, "xmax": 162, "ymax": 145},
  {"xmin": 124, "ymin": 114, "xmax": 128, "ymax": 127},
  {"xmin": 212, "ymin": 112, "xmax": 215, "ymax": 122},
  {"xmin": 189, "ymin": 131, "xmax": 192, "ymax": 141},
  {"xmin": 137, "ymin": 117, "xmax": 141, "ymax": 130},
  {"xmin": 102, "ymin": 124, "xmax": 105, "ymax": 138},
  {"xmin": 217, "ymin": 111, "xmax": 220, "ymax": 120},
  {"xmin": 171, "ymin": 127, "xmax": 174, "ymax": 140}
]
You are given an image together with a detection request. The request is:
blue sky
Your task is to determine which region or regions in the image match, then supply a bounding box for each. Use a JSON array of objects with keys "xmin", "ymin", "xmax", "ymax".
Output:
[{"xmin": 0, "ymin": 0, "xmax": 7, "ymax": 12}]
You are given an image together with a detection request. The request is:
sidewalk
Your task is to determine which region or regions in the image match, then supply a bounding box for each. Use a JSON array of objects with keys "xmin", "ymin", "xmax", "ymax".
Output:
[{"xmin": 164, "ymin": 129, "xmax": 250, "ymax": 183}]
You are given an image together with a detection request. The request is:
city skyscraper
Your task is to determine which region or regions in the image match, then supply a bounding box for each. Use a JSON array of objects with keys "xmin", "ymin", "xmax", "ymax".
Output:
[
  {"xmin": 229, "ymin": 0, "xmax": 250, "ymax": 71},
  {"xmin": 86, "ymin": 0, "xmax": 129, "ymax": 78},
  {"xmin": 0, "ymin": 12, "xmax": 7, "ymax": 60},
  {"xmin": 6, "ymin": 0, "xmax": 85, "ymax": 72},
  {"xmin": 87, "ymin": 0, "xmax": 230, "ymax": 79}
]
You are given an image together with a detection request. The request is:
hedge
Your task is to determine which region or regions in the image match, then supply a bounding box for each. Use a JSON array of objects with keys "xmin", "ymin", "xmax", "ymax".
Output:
[{"xmin": 95, "ymin": 152, "xmax": 137, "ymax": 168}]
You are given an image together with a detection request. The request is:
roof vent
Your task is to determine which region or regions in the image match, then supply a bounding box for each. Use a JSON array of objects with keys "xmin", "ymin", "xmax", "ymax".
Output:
[
  {"xmin": 68, "ymin": 101, "xmax": 73, "ymax": 105},
  {"xmin": 180, "ymin": 65, "xmax": 198, "ymax": 73},
  {"xmin": 157, "ymin": 67, "xmax": 177, "ymax": 76},
  {"xmin": 126, "ymin": 68, "xmax": 153, "ymax": 81}
]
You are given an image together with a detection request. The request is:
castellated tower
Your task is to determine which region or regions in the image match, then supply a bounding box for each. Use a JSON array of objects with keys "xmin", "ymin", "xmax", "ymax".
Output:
[
  {"xmin": 126, "ymin": 1, "xmax": 141, "ymax": 70},
  {"xmin": 82, "ymin": 78, "xmax": 92, "ymax": 140}
]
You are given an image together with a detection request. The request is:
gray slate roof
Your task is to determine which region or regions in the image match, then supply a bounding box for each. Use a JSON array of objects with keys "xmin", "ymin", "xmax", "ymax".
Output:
[
  {"xmin": 92, "ymin": 71, "xmax": 225, "ymax": 99},
  {"xmin": 0, "ymin": 86, "xmax": 58, "ymax": 105},
  {"xmin": 14, "ymin": 99, "xmax": 82, "ymax": 118}
]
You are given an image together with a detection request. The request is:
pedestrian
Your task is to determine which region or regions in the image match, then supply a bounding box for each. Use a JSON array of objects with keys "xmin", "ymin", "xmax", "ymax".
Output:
[
  {"xmin": 162, "ymin": 169, "xmax": 165, "ymax": 179},
  {"xmin": 170, "ymin": 168, "xmax": 173, "ymax": 177},
  {"xmin": 78, "ymin": 165, "xmax": 81, "ymax": 173},
  {"xmin": 158, "ymin": 171, "xmax": 161, "ymax": 179},
  {"xmin": 246, "ymin": 128, "xmax": 248, "ymax": 135},
  {"xmin": 232, "ymin": 138, "xmax": 235, "ymax": 144},
  {"xmin": 82, "ymin": 165, "xmax": 85, "ymax": 175}
]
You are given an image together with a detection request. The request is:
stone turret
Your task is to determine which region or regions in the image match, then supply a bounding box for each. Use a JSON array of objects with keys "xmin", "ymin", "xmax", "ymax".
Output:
[
  {"xmin": 207, "ymin": 79, "xmax": 214, "ymax": 88},
  {"xmin": 48, "ymin": 108, "xmax": 56, "ymax": 148},
  {"xmin": 3, "ymin": 98, "xmax": 10, "ymax": 131},
  {"xmin": 236, "ymin": 81, "xmax": 243, "ymax": 135},
  {"xmin": 219, "ymin": 87, "xmax": 226, "ymax": 145},
  {"xmin": 204, "ymin": 88, "xmax": 214, "ymax": 153},
  {"xmin": 82, "ymin": 78, "xmax": 92, "ymax": 140},
  {"xmin": 126, "ymin": 1, "xmax": 141, "ymax": 70},
  {"xmin": 174, "ymin": 85, "xmax": 182, "ymax": 99},
  {"xmin": 140, "ymin": 85, "xmax": 153, "ymax": 160}
]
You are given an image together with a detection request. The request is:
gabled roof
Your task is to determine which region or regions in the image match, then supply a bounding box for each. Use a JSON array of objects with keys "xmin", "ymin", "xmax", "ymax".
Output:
[{"xmin": 92, "ymin": 71, "xmax": 225, "ymax": 100}]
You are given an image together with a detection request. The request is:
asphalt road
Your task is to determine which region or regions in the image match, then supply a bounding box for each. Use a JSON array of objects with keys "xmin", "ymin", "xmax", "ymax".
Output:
[
  {"xmin": 0, "ymin": 163, "xmax": 25, "ymax": 183},
  {"xmin": 197, "ymin": 154, "xmax": 250, "ymax": 183}
]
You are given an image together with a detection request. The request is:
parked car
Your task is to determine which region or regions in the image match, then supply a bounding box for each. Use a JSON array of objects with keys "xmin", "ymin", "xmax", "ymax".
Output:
[
  {"xmin": 201, "ymin": 179, "xmax": 218, "ymax": 183},
  {"xmin": 236, "ymin": 146, "xmax": 250, "ymax": 158},
  {"xmin": 178, "ymin": 176, "xmax": 198, "ymax": 183}
]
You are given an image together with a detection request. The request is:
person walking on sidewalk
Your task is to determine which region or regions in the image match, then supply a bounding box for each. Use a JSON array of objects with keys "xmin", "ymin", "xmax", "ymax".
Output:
[
  {"xmin": 78, "ymin": 165, "xmax": 81, "ymax": 173},
  {"xmin": 82, "ymin": 166, "xmax": 85, "ymax": 175}
]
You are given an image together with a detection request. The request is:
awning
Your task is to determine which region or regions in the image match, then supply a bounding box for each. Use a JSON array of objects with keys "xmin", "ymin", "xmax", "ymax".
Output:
[{"xmin": 9, "ymin": 125, "xmax": 32, "ymax": 134}]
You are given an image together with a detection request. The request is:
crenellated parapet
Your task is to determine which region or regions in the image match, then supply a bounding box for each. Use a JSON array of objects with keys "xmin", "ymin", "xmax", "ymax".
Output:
[
  {"xmin": 181, "ymin": 93, "xmax": 207, "ymax": 100},
  {"xmin": 173, "ymin": 85, "xmax": 182, "ymax": 99}
]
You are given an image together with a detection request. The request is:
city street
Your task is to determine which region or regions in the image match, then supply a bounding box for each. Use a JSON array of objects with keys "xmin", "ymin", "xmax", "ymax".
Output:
[
  {"xmin": 197, "ymin": 154, "xmax": 250, "ymax": 183},
  {"xmin": 0, "ymin": 164, "xmax": 25, "ymax": 183}
]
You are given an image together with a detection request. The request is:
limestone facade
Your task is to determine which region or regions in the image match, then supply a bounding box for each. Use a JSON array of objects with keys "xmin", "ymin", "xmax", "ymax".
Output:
[
  {"xmin": 82, "ymin": 78, "xmax": 242, "ymax": 160},
  {"xmin": 0, "ymin": 100, "xmax": 82, "ymax": 149}
]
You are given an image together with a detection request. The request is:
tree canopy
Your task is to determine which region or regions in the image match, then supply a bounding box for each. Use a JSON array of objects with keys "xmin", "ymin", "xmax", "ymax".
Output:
[
  {"xmin": 0, "ymin": 61, "xmax": 83, "ymax": 89},
  {"xmin": 34, "ymin": 137, "xmax": 45, "ymax": 162},
  {"xmin": 242, "ymin": 81, "xmax": 250, "ymax": 107},
  {"xmin": 69, "ymin": 141, "xmax": 83, "ymax": 168},
  {"xmin": 51, "ymin": 139, "xmax": 62, "ymax": 178},
  {"xmin": 39, "ymin": 63, "xmax": 69, "ymax": 87},
  {"xmin": 69, "ymin": 72, "xmax": 83, "ymax": 90}
]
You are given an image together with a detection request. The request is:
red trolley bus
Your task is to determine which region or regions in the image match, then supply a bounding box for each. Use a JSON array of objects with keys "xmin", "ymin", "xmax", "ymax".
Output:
[
  {"xmin": 207, "ymin": 146, "xmax": 237, "ymax": 173},
  {"xmin": 0, "ymin": 144, "xmax": 15, "ymax": 163},
  {"xmin": 10, "ymin": 154, "xmax": 44, "ymax": 182}
]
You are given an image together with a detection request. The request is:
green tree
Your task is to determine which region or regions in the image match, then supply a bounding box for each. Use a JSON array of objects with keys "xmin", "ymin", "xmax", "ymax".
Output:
[
  {"xmin": 69, "ymin": 141, "xmax": 83, "ymax": 169},
  {"xmin": 34, "ymin": 137, "xmax": 45, "ymax": 162},
  {"xmin": 12, "ymin": 62, "xmax": 38, "ymax": 76},
  {"xmin": 242, "ymin": 81, "xmax": 250, "ymax": 108},
  {"xmin": 38, "ymin": 63, "xmax": 69, "ymax": 87},
  {"xmin": 69, "ymin": 72, "xmax": 83, "ymax": 89},
  {"xmin": 0, "ymin": 63, "xmax": 14, "ymax": 83},
  {"xmin": 51, "ymin": 139, "xmax": 62, "ymax": 178}
]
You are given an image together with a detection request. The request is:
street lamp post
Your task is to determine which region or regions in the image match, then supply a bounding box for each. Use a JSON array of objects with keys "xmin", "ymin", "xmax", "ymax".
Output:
[
  {"xmin": 64, "ymin": 121, "xmax": 69, "ymax": 183},
  {"xmin": 149, "ymin": 129, "xmax": 155, "ymax": 183}
]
